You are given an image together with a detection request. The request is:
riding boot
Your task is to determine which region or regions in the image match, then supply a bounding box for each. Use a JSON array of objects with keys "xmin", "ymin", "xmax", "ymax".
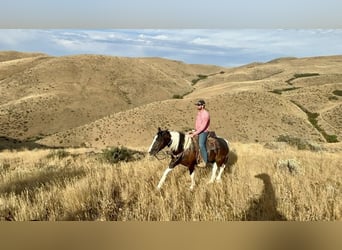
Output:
[{"xmin": 197, "ymin": 161, "xmax": 209, "ymax": 168}]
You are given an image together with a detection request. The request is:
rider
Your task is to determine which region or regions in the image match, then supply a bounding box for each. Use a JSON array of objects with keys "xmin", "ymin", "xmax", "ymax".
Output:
[{"xmin": 189, "ymin": 99, "xmax": 210, "ymax": 167}]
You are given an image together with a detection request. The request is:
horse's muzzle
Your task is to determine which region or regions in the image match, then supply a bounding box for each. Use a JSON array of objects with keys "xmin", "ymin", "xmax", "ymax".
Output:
[
  {"xmin": 148, "ymin": 147, "xmax": 160, "ymax": 156},
  {"xmin": 149, "ymin": 151, "xmax": 157, "ymax": 156}
]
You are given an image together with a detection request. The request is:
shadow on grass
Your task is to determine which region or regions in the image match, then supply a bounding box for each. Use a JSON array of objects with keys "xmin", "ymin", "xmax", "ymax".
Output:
[
  {"xmin": 0, "ymin": 168, "xmax": 87, "ymax": 196},
  {"xmin": 0, "ymin": 136, "xmax": 63, "ymax": 152},
  {"xmin": 242, "ymin": 173, "xmax": 287, "ymax": 221},
  {"xmin": 62, "ymin": 184, "xmax": 131, "ymax": 221}
]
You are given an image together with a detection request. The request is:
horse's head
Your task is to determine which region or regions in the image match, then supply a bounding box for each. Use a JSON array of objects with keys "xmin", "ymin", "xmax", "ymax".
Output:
[{"xmin": 148, "ymin": 128, "xmax": 172, "ymax": 156}]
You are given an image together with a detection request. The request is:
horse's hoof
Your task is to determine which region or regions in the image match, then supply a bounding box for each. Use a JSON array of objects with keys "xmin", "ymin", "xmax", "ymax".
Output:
[
  {"xmin": 215, "ymin": 179, "xmax": 222, "ymax": 183},
  {"xmin": 207, "ymin": 180, "xmax": 214, "ymax": 184}
]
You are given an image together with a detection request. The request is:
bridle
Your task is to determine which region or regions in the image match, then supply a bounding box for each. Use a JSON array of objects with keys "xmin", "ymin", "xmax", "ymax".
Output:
[
  {"xmin": 154, "ymin": 150, "xmax": 170, "ymax": 161},
  {"xmin": 152, "ymin": 137, "xmax": 173, "ymax": 161},
  {"xmin": 152, "ymin": 137, "xmax": 186, "ymax": 163}
]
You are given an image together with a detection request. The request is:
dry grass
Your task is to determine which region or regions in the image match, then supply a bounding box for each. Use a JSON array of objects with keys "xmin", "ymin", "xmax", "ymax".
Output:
[{"xmin": 0, "ymin": 144, "xmax": 340, "ymax": 221}]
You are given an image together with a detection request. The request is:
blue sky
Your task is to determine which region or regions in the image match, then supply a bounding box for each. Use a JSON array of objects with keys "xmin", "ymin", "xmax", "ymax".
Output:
[{"xmin": 0, "ymin": 29, "xmax": 342, "ymax": 67}]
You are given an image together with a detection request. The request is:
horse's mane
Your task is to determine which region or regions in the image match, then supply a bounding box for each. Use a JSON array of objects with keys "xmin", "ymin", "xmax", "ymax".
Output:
[{"xmin": 169, "ymin": 131, "xmax": 192, "ymax": 152}]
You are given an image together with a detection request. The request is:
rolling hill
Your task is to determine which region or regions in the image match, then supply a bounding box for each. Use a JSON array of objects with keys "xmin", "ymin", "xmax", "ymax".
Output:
[
  {"xmin": 0, "ymin": 51, "xmax": 341, "ymax": 151},
  {"xmin": 0, "ymin": 52, "xmax": 224, "ymax": 143}
]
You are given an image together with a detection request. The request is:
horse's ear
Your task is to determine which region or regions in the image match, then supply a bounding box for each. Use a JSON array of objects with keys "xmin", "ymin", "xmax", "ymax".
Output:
[{"xmin": 158, "ymin": 127, "xmax": 161, "ymax": 132}]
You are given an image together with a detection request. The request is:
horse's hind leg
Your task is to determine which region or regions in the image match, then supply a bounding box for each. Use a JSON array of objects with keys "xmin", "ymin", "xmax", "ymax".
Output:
[
  {"xmin": 216, "ymin": 153, "xmax": 229, "ymax": 182},
  {"xmin": 189, "ymin": 165, "xmax": 195, "ymax": 190},
  {"xmin": 208, "ymin": 162, "xmax": 218, "ymax": 183},
  {"xmin": 215, "ymin": 164, "xmax": 226, "ymax": 182}
]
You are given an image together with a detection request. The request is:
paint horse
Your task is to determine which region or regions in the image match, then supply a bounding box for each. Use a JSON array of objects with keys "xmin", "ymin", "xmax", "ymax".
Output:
[{"xmin": 148, "ymin": 128, "xmax": 230, "ymax": 190}]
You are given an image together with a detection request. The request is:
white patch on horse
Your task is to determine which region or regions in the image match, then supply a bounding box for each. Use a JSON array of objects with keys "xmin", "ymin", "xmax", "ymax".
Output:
[
  {"xmin": 183, "ymin": 134, "xmax": 192, "ymax": 150},
  {"xmin": 169, "ymin": 131, "xmax": 192, "ymax": 152},
  {"xmin": 190, "ymin": 171, "xmax": 195, "ymax": 190},
  {"xmin": 148, "ymin": 135, "xmax": 158, "ymax": 153},
  {"xmin": 169, "ymin": 131, "xmax": 180, "ymax": 151}
]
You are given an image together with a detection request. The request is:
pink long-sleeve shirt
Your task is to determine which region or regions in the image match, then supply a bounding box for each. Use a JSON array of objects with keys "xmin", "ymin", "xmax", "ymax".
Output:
[{"xmin": 193, "ymin": 109, "xmax": 210, "ymax": 136}]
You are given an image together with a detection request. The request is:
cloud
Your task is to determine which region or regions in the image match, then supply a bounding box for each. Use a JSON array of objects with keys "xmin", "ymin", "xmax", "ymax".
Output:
[{"xmin": 0, "ymin": 29, "xmax": 341, "ymax": 66}]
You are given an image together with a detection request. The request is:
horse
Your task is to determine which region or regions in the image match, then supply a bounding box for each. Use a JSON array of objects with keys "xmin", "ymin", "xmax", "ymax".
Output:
[{"xmin": 148, "ymin": 128, "xmax": 230, "ymax": 190}]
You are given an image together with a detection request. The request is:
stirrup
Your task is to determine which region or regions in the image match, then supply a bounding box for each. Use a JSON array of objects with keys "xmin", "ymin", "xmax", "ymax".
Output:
[{"xmin": 197, "ymin": 161, "xmax": 207, "ymax": 168}]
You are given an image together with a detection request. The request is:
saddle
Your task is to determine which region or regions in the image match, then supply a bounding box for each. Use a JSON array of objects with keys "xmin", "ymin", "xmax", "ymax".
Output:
[{"xmin": 192, "ymin": 131, "xmax": 218, "ymax": 164}]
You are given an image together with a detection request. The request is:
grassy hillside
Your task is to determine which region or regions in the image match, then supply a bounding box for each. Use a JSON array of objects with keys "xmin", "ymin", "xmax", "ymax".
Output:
[{"xmin": 38, "ymin": 91, "xmax": 326, "ymax": 149}]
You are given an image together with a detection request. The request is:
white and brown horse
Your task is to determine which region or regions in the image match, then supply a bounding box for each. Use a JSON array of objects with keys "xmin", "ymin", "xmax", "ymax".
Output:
[{"xmin": 148, "ymin": 128, "xmax": 230, "ymax": 190}]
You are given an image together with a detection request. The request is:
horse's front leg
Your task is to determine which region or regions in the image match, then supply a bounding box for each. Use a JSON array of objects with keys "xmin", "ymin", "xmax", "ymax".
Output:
[
  {"xmin": 157, "ymin": 167, "xmax": 173, "ymax": 190},
  {"xmin": 157, "ymin": 157, "xmax": 179, "ymax": 190}
]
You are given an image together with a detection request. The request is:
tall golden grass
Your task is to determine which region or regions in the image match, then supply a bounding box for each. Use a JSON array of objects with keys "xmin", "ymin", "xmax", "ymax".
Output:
[{"xmin": 0, "ymin": 143, "xmax": 341, "ymax": 221}]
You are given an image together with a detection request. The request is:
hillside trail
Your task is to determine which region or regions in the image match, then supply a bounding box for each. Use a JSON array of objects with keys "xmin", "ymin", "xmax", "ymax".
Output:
[
  {"xmin": 319, "ymin": 102, "xmax": 342, "ymax": 132},
  {"xmin": 0, "ymin": 57, "xmax": 37, "ymax": 66},
  {"xmin": 0, "ymin": 93, "xmax": 54, "ymax": 108},
  {"xmin": 0, "ymin": 56, "xmax": 50, "ymax": 70},
  {"xmin": 186, "ymin": 80, "xmax": 263, "ymax": 99},
  {"xmin": 319, "ymin": 102, "xmax": 341, "ymax": 113},
  {"xmin": 137, "ymin": 59, "xmax": 170, "ymax": 79}
]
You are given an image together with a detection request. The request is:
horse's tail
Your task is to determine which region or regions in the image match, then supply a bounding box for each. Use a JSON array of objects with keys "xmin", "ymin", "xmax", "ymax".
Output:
[
  {"xmin": 224, "ymin": 138, "xmax": 230, "ymax": 151},
  {"xmin": 216, "ymin": 136, "xmax": 230, "ymax": 164},
  {"xmin": 223, "ymin": 138, "xmax": 230, "ymax": 163}
]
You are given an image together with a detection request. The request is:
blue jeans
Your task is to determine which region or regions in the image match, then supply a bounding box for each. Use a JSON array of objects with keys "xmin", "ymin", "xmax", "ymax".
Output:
[{"xmin": 199, "ymin": 132, "xmax": 208, "ymax": 163}]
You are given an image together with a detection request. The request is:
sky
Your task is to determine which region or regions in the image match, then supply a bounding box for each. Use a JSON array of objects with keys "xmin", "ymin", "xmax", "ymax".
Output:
[
  {"xmin": 1, "ymin": 0, "xmax": 342, "ymax": 28},
  {"xmin": 1, "ymin": 1, "xmax": 342, "ymax": 66},
  {"xmin": 0, "ymin": 29, "xmax": 342, "ymax": 67}
]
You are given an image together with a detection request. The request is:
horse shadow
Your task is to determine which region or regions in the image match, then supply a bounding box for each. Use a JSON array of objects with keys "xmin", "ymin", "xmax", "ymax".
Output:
[
  {"xmin": 0, "ymin": 136, "xmax": 62, "ymax": 152},
  {"xmin": 242, "ymin": 173, "xmax": 287, "ymax": 221},
  {"xmin": 226, "ymin": 149, "xmax": 238, "ymax": 173},
  {"xmin": 0, "ymin": 168, "xmax": 87, "ymax": 196}
]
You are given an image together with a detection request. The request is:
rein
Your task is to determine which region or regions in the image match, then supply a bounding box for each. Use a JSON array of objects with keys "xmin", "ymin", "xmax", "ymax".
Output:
[
  {"xmin": 154, "ymin": 150, "xmax": 184, "ymax": 161},
  {"xmin": 154, "ymin": 136, "xmax": 185, "ymax": 161},
  {"xmin": 153, "ymin": 138, "xmax": 185, "ymax": 162},
  {"xmin": 154, "ymin": 150, "xmax": 169, "ymax": 161}
]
